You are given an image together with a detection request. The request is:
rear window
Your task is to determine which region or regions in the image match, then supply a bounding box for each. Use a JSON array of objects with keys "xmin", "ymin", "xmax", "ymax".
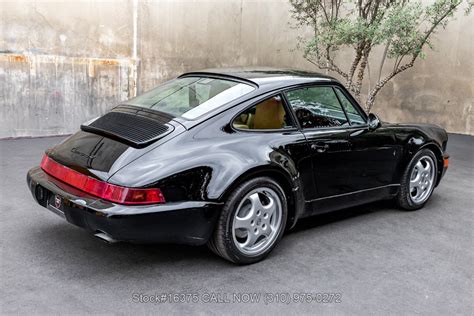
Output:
[{"xmin": 125, "ymin": 76, "xmax": 255, "ymax": 119}]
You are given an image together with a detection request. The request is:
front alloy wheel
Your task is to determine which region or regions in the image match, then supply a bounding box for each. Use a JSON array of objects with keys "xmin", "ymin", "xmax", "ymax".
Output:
[
  {"xmin": 397, "ymin": 149, "xmax": 438, "ymax": 211},
  {"xmin": 208, "ymin": 177, "xmax": 287, "ymax": 264},
  {"xmin": 409, "ymin": 155, "xmax": 435, "ymax": 204}
]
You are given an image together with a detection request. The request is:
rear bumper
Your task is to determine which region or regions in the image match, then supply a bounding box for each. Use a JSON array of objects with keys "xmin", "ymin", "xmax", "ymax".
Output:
[{"xmin": 27, "ymin": 167, "xmax": 222, "ymax": 245}]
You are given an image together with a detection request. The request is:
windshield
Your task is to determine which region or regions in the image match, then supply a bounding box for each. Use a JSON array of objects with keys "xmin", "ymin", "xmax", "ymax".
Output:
[{"xmin": 125, "ymin": 76, "xmax": 255, "ymax": 119}]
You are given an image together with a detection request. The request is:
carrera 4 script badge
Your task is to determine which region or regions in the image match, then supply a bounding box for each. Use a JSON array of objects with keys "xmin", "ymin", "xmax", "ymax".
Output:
[{"xmin": 71, "ymin": 147, "xmax": 97, "ymax": 160}]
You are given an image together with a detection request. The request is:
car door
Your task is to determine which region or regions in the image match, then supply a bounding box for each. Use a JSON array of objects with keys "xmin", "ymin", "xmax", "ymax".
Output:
[
  {"xmin": 284, "ymin": 84, "xmax": 399, "ymax": 214},
  {"xmin": 333, "ymin": 86, "xmax": 400, "ymax": 193},
  {"xmin": 231, "ymin": 93, "xmax": 317, "ymax": 211}
]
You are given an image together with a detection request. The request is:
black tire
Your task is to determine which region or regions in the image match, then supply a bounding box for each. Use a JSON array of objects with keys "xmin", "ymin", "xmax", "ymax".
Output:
[
  {"xmin": 208, "ymin": 177, "xmax": 287, "ymax": 264},
  {"xmin": 396, "ymin": 149, "xmax": 438, "ymax": 211}
]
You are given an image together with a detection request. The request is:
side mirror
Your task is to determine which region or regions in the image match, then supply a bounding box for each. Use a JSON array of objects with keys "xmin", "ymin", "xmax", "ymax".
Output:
[{"xmin": 368, "ymin": 113, "xmax": 381, "ymax": 131}]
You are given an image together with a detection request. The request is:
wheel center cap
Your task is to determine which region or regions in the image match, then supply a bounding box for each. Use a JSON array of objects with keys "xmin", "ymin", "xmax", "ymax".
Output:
[{"xmin": 256, "ymin": 218, "xmax": 262, "ymax": 226}]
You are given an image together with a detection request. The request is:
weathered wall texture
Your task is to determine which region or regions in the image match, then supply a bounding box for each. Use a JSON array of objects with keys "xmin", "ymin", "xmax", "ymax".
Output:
[
  {"xmin": 0, "ymin": 0, "xmax": 134, "ymax": 138},
  {"xmin": 1, "ymin": 0, "xmax": 473, "ymax": 138}
]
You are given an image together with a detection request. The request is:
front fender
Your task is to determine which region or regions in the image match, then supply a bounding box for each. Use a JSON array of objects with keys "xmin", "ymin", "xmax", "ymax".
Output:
[{"xmin": 391, "ymin": 123, "xmax": 448, "ymax": 184}]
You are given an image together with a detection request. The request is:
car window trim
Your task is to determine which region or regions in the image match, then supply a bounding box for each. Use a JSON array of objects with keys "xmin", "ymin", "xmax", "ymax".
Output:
[
  {"xmin": 330, "ymin": 86, "xmax": 351, "ymax": 124},
  {"xmin": 333, "ymin": 86, "xmax": 368, "ymax": 125},
  {"xmin": 281, "ymin": 92, "xmax": 302, "ymax": 130},
  {"xmin": 230, "ymin": 92, "xmax": 299, "ymax": 133},
  {"xmin": 283, "ymin": 82, "xmax": 369, "ymax": 121},
  {"xmin": 283, "ymin": 84, "xmax": 350, "ymax": 130},
  {"xmin": 179, "ymin": 73, "xmax": 258, "ymax": 89},
  {"xmin": 283, "ymin": 83, "xmax": 368, "ymax": 131},
  {"xmin": 297, "ymin": 124, "xmax": 368, "ymax": 133}
]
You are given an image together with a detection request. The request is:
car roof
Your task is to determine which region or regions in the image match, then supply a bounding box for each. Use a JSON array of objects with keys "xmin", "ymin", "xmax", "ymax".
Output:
[
  {"xmin": 171, "ymin": 67, "xmax": 342, "ymax": 130},
  {"xmin": 179, "ymin": 67, "xmax": 337, "ymax": 88}
]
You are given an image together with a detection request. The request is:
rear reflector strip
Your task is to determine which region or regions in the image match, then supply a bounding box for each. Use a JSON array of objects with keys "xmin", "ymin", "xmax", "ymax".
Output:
[{"xmin": 40, "ymin": 155, "xmax": 165, "ymax": 205}]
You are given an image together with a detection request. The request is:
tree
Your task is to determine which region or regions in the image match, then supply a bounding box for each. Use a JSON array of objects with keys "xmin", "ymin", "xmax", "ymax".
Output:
[{"xmin": 289, "ymin": 0, "xmax": 473, "ymax": 112}]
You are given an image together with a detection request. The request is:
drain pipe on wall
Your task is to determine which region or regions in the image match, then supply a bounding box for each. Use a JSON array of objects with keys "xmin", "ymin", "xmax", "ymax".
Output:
[{"xmin": 129, "ymin": 0, "xmax": 139, "ymax": 98}]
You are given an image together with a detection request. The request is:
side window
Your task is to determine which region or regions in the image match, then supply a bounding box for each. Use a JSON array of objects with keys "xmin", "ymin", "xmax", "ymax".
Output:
[
  {"xmin": 335, "ymin": 88, "xmax": 366, "ymax": 125},
  {"xmin": 285, "ymin": 86, "xmax": 348, "ymax": 129},
  {"xmin": 232, "ymin": 95, "xmax": 293, "ymax": 130}
]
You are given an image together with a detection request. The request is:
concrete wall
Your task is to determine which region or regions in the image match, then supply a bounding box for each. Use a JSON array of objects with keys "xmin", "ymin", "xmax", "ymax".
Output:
[{"xmin": 1, "ymin": 0, "xmax": 472, "ymax": 138}]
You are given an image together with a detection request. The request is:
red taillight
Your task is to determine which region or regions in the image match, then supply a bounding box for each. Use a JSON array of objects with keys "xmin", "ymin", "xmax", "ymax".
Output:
[{"xmin": 40, "ymin": 155, "xmax": 165, "ymax": 205}]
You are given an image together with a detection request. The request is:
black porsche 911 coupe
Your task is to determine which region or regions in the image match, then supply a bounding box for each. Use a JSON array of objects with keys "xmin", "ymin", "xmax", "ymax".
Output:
[{"xmin": 27, "ymin": 68, "xmax": 449, "ymax": 264}]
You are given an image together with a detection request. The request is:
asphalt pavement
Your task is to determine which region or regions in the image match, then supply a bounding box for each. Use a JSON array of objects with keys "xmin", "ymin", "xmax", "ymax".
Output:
[{"xmin": 0, "ymin": 133, "xmax": 472, "ymax": 315}]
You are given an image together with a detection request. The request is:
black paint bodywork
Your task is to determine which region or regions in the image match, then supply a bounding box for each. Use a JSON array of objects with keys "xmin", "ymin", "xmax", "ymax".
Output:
[{"xmin": 27, "ymin": 68, "xmax": 449, "ymax": 244}]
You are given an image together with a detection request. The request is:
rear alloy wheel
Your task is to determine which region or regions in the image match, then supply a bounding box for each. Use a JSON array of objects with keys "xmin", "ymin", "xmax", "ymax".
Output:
[
  {"xmin": 208, "ymin": 177, "xmax": 287, "ymax": 264},
  {"xmin": 397, "ymin": 149, "xmax": 438, "ymax": 211}
]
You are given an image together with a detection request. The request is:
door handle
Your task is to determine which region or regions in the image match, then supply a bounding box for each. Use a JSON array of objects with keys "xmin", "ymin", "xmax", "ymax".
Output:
[{"xmin": 311, "ymin": 142, "xmax": 329, "ymax": 153}]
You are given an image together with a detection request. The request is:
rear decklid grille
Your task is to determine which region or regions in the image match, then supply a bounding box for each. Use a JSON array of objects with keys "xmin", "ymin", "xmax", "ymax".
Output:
[{"xmin": 81, "ymin": 106, "xmax": 174, "ymax": 148}]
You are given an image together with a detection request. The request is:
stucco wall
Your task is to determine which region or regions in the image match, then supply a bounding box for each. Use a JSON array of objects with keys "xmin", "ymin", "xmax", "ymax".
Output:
[{"xmin": 1, "ymin": 0, "xmax": 472, "ymax": 138}]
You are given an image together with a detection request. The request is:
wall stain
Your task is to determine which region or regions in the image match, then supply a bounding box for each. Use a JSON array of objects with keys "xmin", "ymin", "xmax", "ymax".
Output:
[{"xmin": 0, "ymin": 0, "xmax": 472, "ymax": 137}]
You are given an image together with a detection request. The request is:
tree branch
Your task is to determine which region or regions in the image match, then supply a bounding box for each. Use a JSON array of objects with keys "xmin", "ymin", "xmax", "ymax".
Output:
[
  {"xmin": 348, "ymin": 43, "xmax": 364, "ymax": 89},
  {"xmin": 377, "ymin": 40, "xmax": 390, "ymax": 82},
  {"xmin": 365, "ymin": 0, "xmax": 463, "ymax": 111}
]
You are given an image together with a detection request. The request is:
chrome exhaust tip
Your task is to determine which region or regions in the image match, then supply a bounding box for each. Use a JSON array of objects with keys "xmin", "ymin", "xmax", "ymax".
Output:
[{"xmin": 94, "ymin": 232, "xmax": 118, "ymax": 244}]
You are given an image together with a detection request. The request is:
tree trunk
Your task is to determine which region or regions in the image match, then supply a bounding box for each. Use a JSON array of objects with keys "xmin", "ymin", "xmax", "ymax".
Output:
[
  {"xmin": 365, "ymin": 61, "xmax": 415, "ymax": 112},
  {"xmin": 354, "ymin": 47, "xmax": 370, "ymax": 101},
  {"xmin": 347, "ymin": 44, "xmax": 364, "ymax": 90}
]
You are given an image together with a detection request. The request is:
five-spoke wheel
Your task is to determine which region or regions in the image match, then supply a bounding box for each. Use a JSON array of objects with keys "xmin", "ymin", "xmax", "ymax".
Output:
[
  {"xmin": 409, "ymin": 156, "xmax": 435, "ymax": 204},
  {"xmin": 208, "ymin": 177, "xmax": 287, "ymax": 264},
  {"xmin": 397, "ymin": 149, "xmax": 438, "ymax": 211},
  {"xmin": 232, "ymin": 188, "xmax": 282, "ymax": 256}
]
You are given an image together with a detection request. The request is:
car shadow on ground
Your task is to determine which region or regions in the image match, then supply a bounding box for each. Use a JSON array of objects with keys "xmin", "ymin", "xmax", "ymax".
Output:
[
  {"xmin": 28, "ymin": 199, "xmax": 401, "ymax": 270},
  {"xmin": 289, "ymin": 199, "xmax": 396, "ymax": 233}
]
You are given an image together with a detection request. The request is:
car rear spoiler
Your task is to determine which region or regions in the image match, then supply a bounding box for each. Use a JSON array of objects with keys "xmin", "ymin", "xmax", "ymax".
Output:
[{"xmin": 81, "ymin": 105, "xmax": 174, "ymax": 148}]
